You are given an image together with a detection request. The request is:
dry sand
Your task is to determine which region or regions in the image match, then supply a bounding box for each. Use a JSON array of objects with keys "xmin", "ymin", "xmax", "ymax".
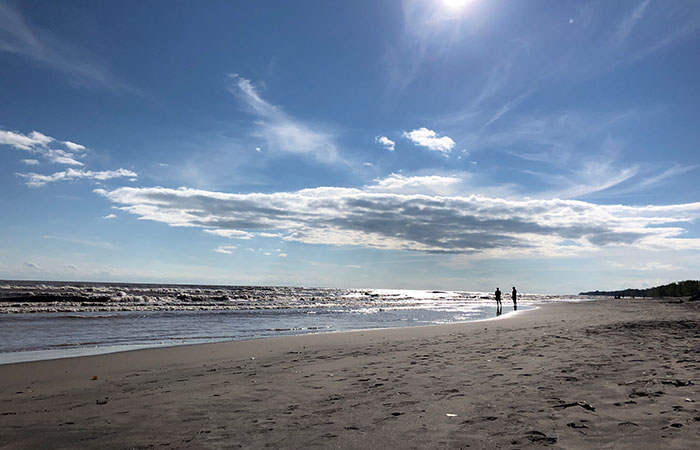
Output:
[{"xmin": 1, "ymin": 298, "xmax": 699, "ymax": 449}]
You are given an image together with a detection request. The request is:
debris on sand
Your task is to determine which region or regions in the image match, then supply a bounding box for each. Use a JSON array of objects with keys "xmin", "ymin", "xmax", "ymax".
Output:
[{"xmin": 553, "ymin": 400, "xmax": 595, "ymax": 412}]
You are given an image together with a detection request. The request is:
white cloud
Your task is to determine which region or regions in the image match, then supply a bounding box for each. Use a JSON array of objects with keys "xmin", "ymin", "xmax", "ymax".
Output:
[
  {"xmin": 403, "ymin": 128, "xmax": 455, "ymax": 154},
  {"xmin": 24, "ymin": 261, "xmax": 41, "ymax": 270},
  {"xmin": 1, "ymin": 129, "xmax": 88, "ymax": 165},
  {"xmin": 18, "ymin": 168, "xmax": 137, "ymax": 187},
  {"xmin": 21, "ymin": 159, "xmax": 39, "ymax": 165},
  {"xmin": 278, "ymin": 253, "xmax": 288, "ymax": 258},
  {"xmin": 258, "ymin": 232, "xmax": 283, "ymax": 238},
  {"xmin": 103, "ymin": 213, "xmax": 117, "ymax": 219},
  {"xmin": 28, "ymin": 131, "xmax": 53, "ymax": 146},
  {"xmin": 95, "ymin": 175, "xmax": 700, "ymax": 256},
  {"xmin": 214, "ymin": 245, "xmax": 237, "ymax": 254},
  {"xmin": 63, "ymin": 140, "xmax": 87, "ymax": 152},
  {"xmin": 45, "ymin": 149, "xmax": 84, "ymax": 166},
  {"xmin": 608, "ymin": 260, "xmax": 681, "ymax": 272},
  {"xmin": 375, "ymin": 135, "xmax": 396, "ymax": 151},
  {"xmin": 0, "ymin": 129, "xmax": 52, "ymax": 150},
  {"xmin": 228, "ymin": 74, "xmax": 341, "ymax": 163},
  {"xmin": 203, "ymin": 229, "xmax": 253, "ymax": 239},
  {"xmin": 368, "ymin": 173, "xmax": 462, "ymax": 196}
]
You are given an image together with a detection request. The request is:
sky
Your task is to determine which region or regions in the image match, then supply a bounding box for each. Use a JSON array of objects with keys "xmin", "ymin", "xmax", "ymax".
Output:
[{"xmin": 1, "ymin": 0, "xmax": 699, "ymax": 293}]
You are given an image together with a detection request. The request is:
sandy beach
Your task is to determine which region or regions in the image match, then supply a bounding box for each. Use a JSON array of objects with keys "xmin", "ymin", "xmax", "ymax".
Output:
[{"xmin": 1, "ymin": 298, "xmax": 698, "ymax": 449}]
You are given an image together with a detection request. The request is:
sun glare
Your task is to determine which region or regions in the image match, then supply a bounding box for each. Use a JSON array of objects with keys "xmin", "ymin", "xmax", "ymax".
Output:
[{"xmin": 441, "ymin": 0, "xmax": 471, "ymax": 12}]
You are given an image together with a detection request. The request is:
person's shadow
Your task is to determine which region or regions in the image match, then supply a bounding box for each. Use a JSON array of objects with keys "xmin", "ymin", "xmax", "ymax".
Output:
[{"xmin": 496, "ymin": 305, "xmax": 502, "ymax": 316}]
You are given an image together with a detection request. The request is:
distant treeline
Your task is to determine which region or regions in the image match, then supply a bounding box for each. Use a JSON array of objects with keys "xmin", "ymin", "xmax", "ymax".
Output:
[{"xmin": 579, "ymin": 280, "xmax": 700, "ymax": 298}]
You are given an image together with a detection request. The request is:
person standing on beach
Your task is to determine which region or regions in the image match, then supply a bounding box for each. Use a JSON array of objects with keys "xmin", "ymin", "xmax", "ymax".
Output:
[
  {"xmin": 512, "ymin": 286, "xmax": 517, "ymax": 309},
  {"xmin": 495, "ymin": 287, "xmax": 502, "ymax": 307}
]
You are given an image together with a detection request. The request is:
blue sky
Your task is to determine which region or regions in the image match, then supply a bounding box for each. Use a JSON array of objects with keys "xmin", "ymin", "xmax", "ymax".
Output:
[{"xmin": 1, "ymin": 0, "xmax": 699, "ymax": 293}]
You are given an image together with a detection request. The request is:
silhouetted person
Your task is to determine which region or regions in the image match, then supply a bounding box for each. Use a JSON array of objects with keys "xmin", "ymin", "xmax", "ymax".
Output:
[
  {"xmin": 512, "ymin": 286, "xmax": 517, "ymax": 309},
  {"xmin": 495, "ymin": 287, "xmax": 502, "ymax": 307}
]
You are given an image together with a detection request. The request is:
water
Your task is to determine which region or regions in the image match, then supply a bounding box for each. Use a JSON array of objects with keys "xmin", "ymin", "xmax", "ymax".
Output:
[{"xmin": 0, "ymin": 281, "xmax": 590, "ymax": 364}]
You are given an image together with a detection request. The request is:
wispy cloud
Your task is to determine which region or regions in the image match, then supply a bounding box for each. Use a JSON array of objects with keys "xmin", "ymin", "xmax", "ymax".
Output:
[
  {"xmin": 437, "ymin": 1, "xmax": 700, "ymax": 141},
  {"xmin": 19, "ymin": 168, "xmax": 137, "ymax": 187},
  {"xmin": 633, "ymin": 164, "xmax": 699, "ymax": 190},
  {"xmin": 579, "ymin": 1, "xmax": 700, "ymax": 71},
  {"xmin": 472, "ymin": 106, "xmax": 633, "ymax": 159},
  {"xmin": 482, "ymin": 91, "xmax": 531, "ymax": 129},
  {"xmin": 228, "ymin": 74, "xmax": 341, "ymax": 164},
  {"xmin": 0, "ymin": 2, "xmax": 136, "ymax": 92},
  {"xmin": 42, "ymin": 234, "xmax": 113, "ymax": 249},
  {"xmin": 533, "ymin": 158, "xmax": 641, "ymax": 200},
  {"xmin": 384, "ymin": 0, "xmax": 483, "ymax": 94},
  {"xmin": 96, "ymin": 175, "xmax": 700, "ymax": 256},
  {"xmin": 471, "ymin": 110, "xmax": 678, "ymax": 199},
  {"xmin": 403, "ymin": 128, "xmax": 455, "ymax": 154},
  {"xmin": 607, "ymin": 1, "xmax": 700, "ymax": 65},
  {"xmin": 24, "ymin": 261, "xmax": 41, "ymax": 270},
  {"xmin": 612, "ymin": 0, "xmax": 651, "ymax": 45},
  {"xmin": 608, "ymin": 260, "xmax": 681, "ymax": 272}
]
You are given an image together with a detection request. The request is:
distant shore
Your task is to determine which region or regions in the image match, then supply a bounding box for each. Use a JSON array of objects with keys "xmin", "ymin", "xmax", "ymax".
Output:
[{"xmin": 1, "ymin": 298, "xmax": 698, "ymax": 449}]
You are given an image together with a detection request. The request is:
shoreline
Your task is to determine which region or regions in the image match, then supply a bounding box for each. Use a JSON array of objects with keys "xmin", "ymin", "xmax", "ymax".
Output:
[
  {"xmin": 0, "ymin": 303, "xmax": 531, "ymax": 365},
  {"xmin": 1, "ymin": 298, "xmax": 698, "ymax": 449}
]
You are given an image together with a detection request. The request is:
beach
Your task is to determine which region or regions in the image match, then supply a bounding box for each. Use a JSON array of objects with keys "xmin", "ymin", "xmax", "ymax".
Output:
[{"xmin": 1, "ymin": 298, "xmax": 698, "ymax": 449}]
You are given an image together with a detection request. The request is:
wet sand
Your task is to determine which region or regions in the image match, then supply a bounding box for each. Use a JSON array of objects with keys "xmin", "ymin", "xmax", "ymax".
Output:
[{"xmin": 1, "ymin": 298, "xmax": 699, "ymax": 449}]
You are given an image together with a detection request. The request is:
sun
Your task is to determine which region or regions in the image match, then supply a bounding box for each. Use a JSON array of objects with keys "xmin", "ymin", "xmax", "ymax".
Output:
[{"xmin": 440, "ymin": 0, "xmax": 472, "ymax": 12}]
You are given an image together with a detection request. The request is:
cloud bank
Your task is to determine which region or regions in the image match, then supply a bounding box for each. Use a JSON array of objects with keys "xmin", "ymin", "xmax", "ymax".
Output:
[{"xmin": 95, "ymin": 176, "xmax": 700, "ymax": 256}]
